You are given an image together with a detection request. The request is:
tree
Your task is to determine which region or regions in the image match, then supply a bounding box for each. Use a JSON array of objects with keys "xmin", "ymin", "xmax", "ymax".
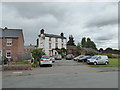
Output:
[
  {"xmin": 85, "ymin": 38, "xmax": 91, "ymax": 48},
  {"xmin": 55, "ymin": 48, "xmax": 67, "ymax": 58},
  {"xmin": 81, "ymin": 37, "xmax": 86, "ymax": 48},
  {"xmin": 76, "ymin": 43, "xmax": 82, "ymax": 55},
  {"xmin": 67, "ymin": 35, "xmax": 76, "ymax": 46},
  {"xmin": 99, "ymin": 48, "xmax": 104, "ymax": 52},
  {"xmin": 86, "ymin": 51, "xmax": 97, "ymax": 56},
  {"xmin": 32, "ymin": 48, "xmax": 45, "ymax": 61},
  {"xmin": 105, "ymin": 48, "xmax": 113, "ymax": 51},
  {"xmin": 84, "ymin": 37, "xmax": 97, "ymax": 50}
]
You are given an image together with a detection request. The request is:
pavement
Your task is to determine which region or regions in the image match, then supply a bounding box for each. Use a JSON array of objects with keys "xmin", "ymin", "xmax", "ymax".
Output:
[{"xmin": 2, "ymin": 59, "xmax": 119, "ymax": 88}]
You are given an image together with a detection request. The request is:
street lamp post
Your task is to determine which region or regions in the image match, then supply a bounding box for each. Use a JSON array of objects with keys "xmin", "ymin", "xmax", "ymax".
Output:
[{"xmin": 2, "ymin": 29, "xmax": 5, "ymax": 72}]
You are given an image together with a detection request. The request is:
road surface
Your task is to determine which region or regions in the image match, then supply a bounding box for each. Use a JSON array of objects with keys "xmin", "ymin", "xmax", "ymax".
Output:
[{"xmin": 2, "ymin": 59, "xmax": 119, "ymax": 88}]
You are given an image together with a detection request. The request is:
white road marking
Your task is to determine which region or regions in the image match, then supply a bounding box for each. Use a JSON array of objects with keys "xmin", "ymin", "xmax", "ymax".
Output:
[{"xmin": 13, "ymin": 72, "xmax": 23, "ymax": 74}]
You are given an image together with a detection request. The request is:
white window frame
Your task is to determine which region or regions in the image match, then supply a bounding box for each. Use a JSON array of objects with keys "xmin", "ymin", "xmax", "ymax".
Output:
[
  {"xmin": 56, "ymin": 38, "xmax": 58, "ymax": 42},
  {"xmin": 6, "ymin": 39, "xmax": 12, "ymax": 46},
  {"xmin": 6, "ymin": 51, "xmax": 11, "ymax": 58}
]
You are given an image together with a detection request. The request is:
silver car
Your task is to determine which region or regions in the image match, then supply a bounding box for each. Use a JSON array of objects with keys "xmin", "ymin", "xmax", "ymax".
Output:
[{"xmin": 87, "ymin": 55, "xmax": 109, "ymax": 65}]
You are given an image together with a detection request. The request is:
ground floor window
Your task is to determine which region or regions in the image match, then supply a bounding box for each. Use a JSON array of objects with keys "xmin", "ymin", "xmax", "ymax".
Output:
[
  {"xmin": 6, "ymin": 51, "xmax": 11, "ymax": 58},
  {"xmin": 0, "ymin": 50, "xmax": 2, "ymax": 56}
]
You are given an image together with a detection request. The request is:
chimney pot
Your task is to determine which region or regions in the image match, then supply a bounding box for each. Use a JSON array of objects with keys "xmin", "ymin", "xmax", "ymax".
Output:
[
  {"xmin": 61, "ymin": 32, "xmax": 64, "ymax": 37},
  {"xmin": 40, "ymin": 29, "xmax": 44, "ymax": 34}
]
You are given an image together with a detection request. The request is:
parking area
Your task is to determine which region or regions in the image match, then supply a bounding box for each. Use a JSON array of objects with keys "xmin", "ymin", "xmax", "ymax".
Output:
[
  {"xmin": 2, "ymin": 59, "xmax": 119, "ymax": 88},
  {"xmin": 3, "ymin": 59, "xmax": 102, "ymax": 76}
]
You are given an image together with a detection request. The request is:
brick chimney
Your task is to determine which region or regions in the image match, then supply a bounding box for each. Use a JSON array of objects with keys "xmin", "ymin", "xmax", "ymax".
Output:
[
  {"xmin": 4, "ymin": 27, "xmax": 8, "ymax": 29},
  {"xmin": 61, "ymin": 32, "xmax": 64, "ymax": 37},
  {"xmin": 40, "ymin": 29, "xmax": 44, "ymax": 34}
]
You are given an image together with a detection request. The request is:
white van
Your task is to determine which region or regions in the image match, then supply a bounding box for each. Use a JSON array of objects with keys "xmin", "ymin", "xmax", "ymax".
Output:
[{"xmin": 87, "ymin": 55, "xmax": 109, "ymax": 65}]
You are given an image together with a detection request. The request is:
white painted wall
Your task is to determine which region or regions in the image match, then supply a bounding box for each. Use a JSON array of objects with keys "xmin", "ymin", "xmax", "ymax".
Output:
[{"xmin": 38, "ymin": 34, "xmax": 67, "ymax": 56}]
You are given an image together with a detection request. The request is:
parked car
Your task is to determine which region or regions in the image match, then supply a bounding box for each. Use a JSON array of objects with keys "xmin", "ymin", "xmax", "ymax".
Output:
[
  {"xmin": 87, "ymin": 55, "xmax": 109, "ymax": 65},
  {"xmin": 39, "ymin": 56, "xmax": 52, "ymax": 67},
  {"xmin": 0, "ymin": 56, "xmax": 8, "ymax": 65},
  {"xmin": 66, "ymin": 54, "xmax": 74, "ymax": 60},
  {"xmin": 74, "ymin": 56, "xmax": 84, "ymax": 61},
  {"xmin": 55, "ymin": 54, "xmax": 62, "ymax": 60},
  {"xmin": 50, "ymin": 56, "xmax": 55, "ymax": 63},
  {"xmin": 77, "ymin": 56, "xmax": 92, "ymax": 62}
]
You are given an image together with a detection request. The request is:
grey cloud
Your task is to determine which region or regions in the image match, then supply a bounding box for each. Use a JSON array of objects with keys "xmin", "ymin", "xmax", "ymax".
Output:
[
  {"xmin": 3, "ymin": 2, "xmax": 66, "ymax": 20},
  {"xmin": 85, "ymin": 3, "xmax": 118, "ymax": 28},
  {"xmin": 86, "ymin": 18, "xmax": 117, "ymax": 28},
  {"xmin": 94, "ymin": 34, "xmax": 114, "ymax": 41},
  {"xmin": 1, "ymin": 2, "xmax": 118, "ymax": 49}
]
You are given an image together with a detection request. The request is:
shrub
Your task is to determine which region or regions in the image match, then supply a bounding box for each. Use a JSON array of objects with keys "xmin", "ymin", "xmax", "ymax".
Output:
[
  {"xmin": 86, "ymin": 51, "xmax": 97, "ymax": 56},
  {"xmin": 32, "ymin": 61, "xmax": 39, "ymax": 68},
  {"xmin": 104, "ymin": 54, "xmax": 118, "ymax": 58},
  {"xmin": 32, "ymin": 48, "xmax": 45, "ymax": 61}
]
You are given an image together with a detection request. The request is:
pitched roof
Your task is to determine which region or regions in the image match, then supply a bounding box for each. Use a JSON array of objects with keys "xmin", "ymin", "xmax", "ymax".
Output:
[
  {"xmin": 44, "ymin": 33, "xmax": 66, "ymax": 39},
  {"xmin": 67, "ymin": 45, "xmax": 76, "ymax": 50},
  {"xmin": 24, "ymin": 45, "xmax": 36, "ymax": 49},
  {"xmin": 0, "ymin": 28, "xmax": 23, "ymax": 38},
  {"xmin": 82, "ymin": 48, "xmax": 98, "ymax": 53}
]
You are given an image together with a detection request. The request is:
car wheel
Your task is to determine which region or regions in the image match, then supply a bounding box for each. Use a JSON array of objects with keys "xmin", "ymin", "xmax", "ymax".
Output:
[
  {"xmin": 94, "ymin": 62, "xmax": 97, "ymax": 65},
  {"xmin": 105, "ymin": 61, "xmax": 108, "ymax": 65},
  {"xmin": 40, "ymin": 65, "xmax": 42, "ymax": 67},
  {"xmin": 49, "ymin": 64, "xmax": 52, "ymax": 67}
]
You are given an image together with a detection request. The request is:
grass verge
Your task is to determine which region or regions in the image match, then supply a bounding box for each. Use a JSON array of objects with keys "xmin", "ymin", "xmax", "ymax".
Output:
[
  {"xmin": 12, "ymin": 61, "xmax": 29, "ymax": 65},
  {"xmin": 88, "ymin": 58, "xmax": 119, "ymax": 67}
]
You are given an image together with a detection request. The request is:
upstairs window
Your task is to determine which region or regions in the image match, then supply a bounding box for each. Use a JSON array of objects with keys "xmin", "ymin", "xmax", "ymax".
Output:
[
  {"xmin": 6, "ymin": 39, "xmax": 12, "ymax": 46},
  {"xmin": 49, "ymin": 37, "xmax": 51, "ymax": 41},
  {"xmin": 49, "ymin": 43, "xmax": 51, "ymax": 49},
  {"xmin": 56, "ymin": 38, "xmax": 58, "ymax": 42},
  {"xmin": 61, "ymin": 39, "xmax": 63, "ymax": 42}
]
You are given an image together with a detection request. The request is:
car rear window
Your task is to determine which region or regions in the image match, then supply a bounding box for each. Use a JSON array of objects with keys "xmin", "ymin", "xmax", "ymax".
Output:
[{"xmin": 41, "ymin": 56, "xmax": 50, "ymax": 59}]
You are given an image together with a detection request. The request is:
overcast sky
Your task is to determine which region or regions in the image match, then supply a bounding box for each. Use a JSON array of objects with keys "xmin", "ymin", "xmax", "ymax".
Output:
[{"xmin": 0, "ymin": 2, "xmax": 118, "ymax": 49}]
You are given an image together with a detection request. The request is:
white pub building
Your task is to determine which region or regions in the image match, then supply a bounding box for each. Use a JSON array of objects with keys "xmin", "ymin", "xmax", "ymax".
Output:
[{"xmin": 38, "ymin": 29, "xmax": 67, "ymax": 56}]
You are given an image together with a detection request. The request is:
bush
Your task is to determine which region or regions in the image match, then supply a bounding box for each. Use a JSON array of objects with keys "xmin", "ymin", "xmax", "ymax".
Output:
[
  {"xmin": 86, "ymin": 51, "xmax": 97, "ymax": 56},
  {"xmin": 32, "ymin": 48, "xmax": 45, "ymax": 61},
  {"xmin": 105, "ymin": 54, "xmax": 118, "ymax": 58},
  {"xmin": 32, "ymin": 61, "xmax": 39, "ymax": 68}
]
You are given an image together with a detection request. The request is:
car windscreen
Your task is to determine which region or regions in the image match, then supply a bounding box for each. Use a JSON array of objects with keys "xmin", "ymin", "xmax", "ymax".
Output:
[
  {"xmin": 91, "ymin": 56, "xmax": 97, "ymax": 59},
  {"xmin": 79, "ymin": 56, "xmax": 84, "ymax": 58}
]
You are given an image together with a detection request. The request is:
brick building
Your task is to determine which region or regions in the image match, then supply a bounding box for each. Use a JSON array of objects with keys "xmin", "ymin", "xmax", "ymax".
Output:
[
  {"xmin": 0, "ymin": 27, "xmax": 24, "ymax": 61},
  {"xmin": 24, "ymin": 44, "xmax": 36, "ymax": 53},
  {"xmin": 67, "ymin": 45, "xmax": 77, "ymax": 55}
]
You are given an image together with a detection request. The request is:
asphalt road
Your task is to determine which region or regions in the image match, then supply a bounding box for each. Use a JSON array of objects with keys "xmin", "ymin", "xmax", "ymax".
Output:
[{"xmin": 2, "ymin": 59, "xmax": 119, "ymax": 88}]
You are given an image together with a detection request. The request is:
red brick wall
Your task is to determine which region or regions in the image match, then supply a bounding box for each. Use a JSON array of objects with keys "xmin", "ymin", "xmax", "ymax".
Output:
[
  {"xmin": 18, "ymin": 33, "xmax": 24, "ymax": 53},
  {"xmin": 3, "ymin": 38, "xmax": 18, "ymax": 61},
  {"xmin": 2, "ymin": 35, "xmax": 24, "ymax": 61}
]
